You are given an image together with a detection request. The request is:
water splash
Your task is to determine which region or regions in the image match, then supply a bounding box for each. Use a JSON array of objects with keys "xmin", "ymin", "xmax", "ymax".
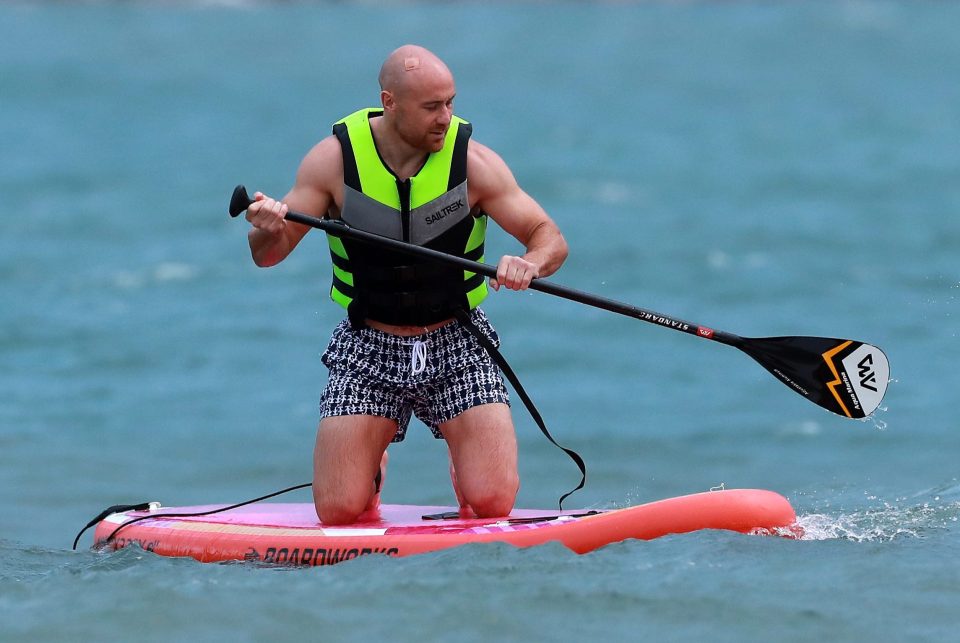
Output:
[
  {"xmin": 792, "ymin": 493, "xmax": 960, "ymax": 542},
  {"xmin": 861, "ymin": 410, "xmax": 888, "ymax": 431}
]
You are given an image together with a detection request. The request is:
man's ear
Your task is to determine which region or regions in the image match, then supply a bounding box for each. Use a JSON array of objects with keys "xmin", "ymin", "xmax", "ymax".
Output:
[{"xmin": 381, "ymin": 90, "xmax": 395, "ymax": 111}]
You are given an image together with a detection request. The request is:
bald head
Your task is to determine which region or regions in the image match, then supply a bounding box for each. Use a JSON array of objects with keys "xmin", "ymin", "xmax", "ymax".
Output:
[
  {"xmin": 379, "ymin": 45, "xmax": 453, "ymax": 97},
  {"xmin": 377, "ymin": 45, "xmax": 456, "ymax": 153}
]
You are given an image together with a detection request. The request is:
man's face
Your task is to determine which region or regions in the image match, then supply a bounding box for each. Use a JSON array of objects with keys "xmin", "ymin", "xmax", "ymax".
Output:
[{"xmin": 389, "ymin": 73, "xmax": 456, "ymax": 153}]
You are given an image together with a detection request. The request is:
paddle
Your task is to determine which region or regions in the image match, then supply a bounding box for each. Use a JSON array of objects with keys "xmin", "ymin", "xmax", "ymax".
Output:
[{"xmin": 229, "ymin": 185, "xmax": 889, "ymax": 419}]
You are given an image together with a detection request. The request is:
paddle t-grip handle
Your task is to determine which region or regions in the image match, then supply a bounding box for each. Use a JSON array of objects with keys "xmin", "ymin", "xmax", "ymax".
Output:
[{"xmin": 229, "ymin": 185, "xmax": 254, "ymax": 218}]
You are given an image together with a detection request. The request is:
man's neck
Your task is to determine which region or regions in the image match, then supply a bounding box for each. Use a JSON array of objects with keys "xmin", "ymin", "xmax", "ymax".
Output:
[{"xmin": 369, "ymin": 115, "xmax": 428, "ymax": 181}]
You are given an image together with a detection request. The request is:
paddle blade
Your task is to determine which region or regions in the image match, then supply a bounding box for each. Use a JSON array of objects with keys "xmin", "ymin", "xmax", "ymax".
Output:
[{"xmin": 740, "ymin": 336, "xmax": 889, "ymax": 419}]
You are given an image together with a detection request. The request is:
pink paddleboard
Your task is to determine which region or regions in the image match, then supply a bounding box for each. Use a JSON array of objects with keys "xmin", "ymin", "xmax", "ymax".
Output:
[{"xmin": 93, "ymin": 489, "xmax": 797, "ymax": 566}]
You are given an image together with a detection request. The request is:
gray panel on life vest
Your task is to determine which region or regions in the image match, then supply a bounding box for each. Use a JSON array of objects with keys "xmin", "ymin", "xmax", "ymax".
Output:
[
  {"xmin": 341, "ymin": 186, "xmax": 403, "ymax": 240},
  {"xmin": 409, "ymin": 181, "xmax": 470, "ymax": 246}
]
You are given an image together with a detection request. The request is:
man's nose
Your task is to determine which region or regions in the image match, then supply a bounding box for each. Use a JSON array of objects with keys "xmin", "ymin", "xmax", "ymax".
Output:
[{"xmin": 437, "ymin": 106, "xmax": 452, "ymax": 125}]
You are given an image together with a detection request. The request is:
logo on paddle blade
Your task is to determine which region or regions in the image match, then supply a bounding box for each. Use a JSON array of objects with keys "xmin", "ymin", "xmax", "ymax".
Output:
[
  {"xmin": 821, "ymin": 341, "xmax": 889, "ymax": 418},
  {"xmin": 857, "ymin": 353, "xmax": 878, "ymax": 392},
  {"xmin": 838, "ymin": 343, "xmax": 889, "ymax": 417}
]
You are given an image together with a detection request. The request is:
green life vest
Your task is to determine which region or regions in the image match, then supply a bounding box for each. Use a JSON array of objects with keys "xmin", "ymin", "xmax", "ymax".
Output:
[{"xmin": 328, "ymin": 108, "xmax": 488, "ymax": 326}]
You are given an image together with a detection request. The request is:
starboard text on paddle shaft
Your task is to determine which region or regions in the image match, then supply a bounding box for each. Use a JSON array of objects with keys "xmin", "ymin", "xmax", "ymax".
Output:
[{"xmin": 637, "ymin": 311, "xmax": 690, "ymax": 332}]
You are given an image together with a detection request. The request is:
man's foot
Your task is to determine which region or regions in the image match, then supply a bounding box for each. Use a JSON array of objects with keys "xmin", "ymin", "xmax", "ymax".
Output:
[
  {"xmin": 360, "ymin": 451, "xmax": 388, "ymax": 517},
  {"xmin": 449, "ymin": 454, "xmax": 473, "ymax": 518}
]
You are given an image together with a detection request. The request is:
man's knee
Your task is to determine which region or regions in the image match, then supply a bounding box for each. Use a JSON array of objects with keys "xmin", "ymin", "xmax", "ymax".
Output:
[
  {"xmin": 465, "ymin": 474, "xmax": 519, "ymax": 518},
  {"xmin": 312, "ymin": 417, "xmax": 394, "ymax": 525},
  {"xmin": 313, "ymin": 459, "xmax": 386, "ymax": 525},
  {"xmin": 313, "ymin": 494, "xmax": 367, "ymax": 526}
]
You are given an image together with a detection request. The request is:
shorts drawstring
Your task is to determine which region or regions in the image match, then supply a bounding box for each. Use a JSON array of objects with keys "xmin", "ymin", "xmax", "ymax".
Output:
[{"xmin": 409, "ymin": 339, "xmax": 428, "ymax": 376}]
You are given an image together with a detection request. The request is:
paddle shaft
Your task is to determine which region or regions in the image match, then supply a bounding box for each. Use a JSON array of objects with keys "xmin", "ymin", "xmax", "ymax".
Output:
[{"xmin": 278, "ymin": 210, "xmax": 744, "ymax": 348}]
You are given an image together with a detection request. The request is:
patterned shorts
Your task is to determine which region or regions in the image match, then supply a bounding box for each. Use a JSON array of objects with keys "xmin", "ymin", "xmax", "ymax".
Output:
[{"xmin": 318, "ymin": 308, "xmax": 510, "ymax": 442}]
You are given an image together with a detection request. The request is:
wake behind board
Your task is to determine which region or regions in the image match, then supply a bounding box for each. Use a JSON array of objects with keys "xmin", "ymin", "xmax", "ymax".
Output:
[{"xmin": 92, "ymin": 489, "xmax": 797, "ymax": 566}]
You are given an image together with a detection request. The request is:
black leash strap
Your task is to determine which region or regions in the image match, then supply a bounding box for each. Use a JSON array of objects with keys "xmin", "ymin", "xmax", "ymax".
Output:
[
  {"xmin": 74, "ymin": 482, "xmax": 312, "ymax": 550},
  {"xmin": 72, "ymin": 503, "xmax": 154, "ymax": 550},
  {"xmin": 454, "ymin": 308, "xmax": 586, "ymax": 509}
]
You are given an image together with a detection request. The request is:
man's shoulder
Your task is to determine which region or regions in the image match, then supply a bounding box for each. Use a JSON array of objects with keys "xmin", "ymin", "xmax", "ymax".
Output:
[
  {"xmin": 300, "ymin": 135, "xmax": 343, "ymax": 174},
  {"xmin": 466, "ymin": 139, "xmax": 512, "ymax": 187},
  {"xmin": 293, "ymin": 134, "xmax": 344, "ymax": 195},
  {"xmin": 466, "ymin": 137, "xmax": 492, "ymax": 158},
  {"xmin": 305, "ymin": 134, "xmax": 343, "ymax": 161}
]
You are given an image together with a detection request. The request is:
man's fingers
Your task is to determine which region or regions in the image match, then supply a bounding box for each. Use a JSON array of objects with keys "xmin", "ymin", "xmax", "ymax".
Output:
[
  {"xmin": 245, "ymin": 193, "xmax": 287, "ymax": 234},
  {"xmin": 492, "ymin": 256, "xmax": 538, "ymax": 291}
]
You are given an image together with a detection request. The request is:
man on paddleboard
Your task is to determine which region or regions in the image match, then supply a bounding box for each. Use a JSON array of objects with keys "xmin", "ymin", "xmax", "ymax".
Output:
[{"xmin": 243, "ymin": 45, "xmax": 568, "ymax": 525}]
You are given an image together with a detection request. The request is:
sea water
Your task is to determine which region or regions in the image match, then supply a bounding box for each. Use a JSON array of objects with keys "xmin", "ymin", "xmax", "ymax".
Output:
[{"xmin": 2, "ymin": 2, "xmax": 959, "ymax": 641}]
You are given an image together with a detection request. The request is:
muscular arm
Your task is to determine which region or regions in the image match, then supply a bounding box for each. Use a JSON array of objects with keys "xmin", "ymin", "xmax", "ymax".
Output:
[
  {"xmin": 469, "ymin": 141, "xmax": 568, "ymax": 290},
  {"xmin": 246, "ymin": 136, "xmax": 343, "ymax": 267}
]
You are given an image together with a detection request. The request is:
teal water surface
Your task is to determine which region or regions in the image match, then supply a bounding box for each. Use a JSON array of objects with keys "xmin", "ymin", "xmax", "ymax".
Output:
[{"xmin": 2, "ymin": 2, "xmax": 959, "ymax": 641}]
